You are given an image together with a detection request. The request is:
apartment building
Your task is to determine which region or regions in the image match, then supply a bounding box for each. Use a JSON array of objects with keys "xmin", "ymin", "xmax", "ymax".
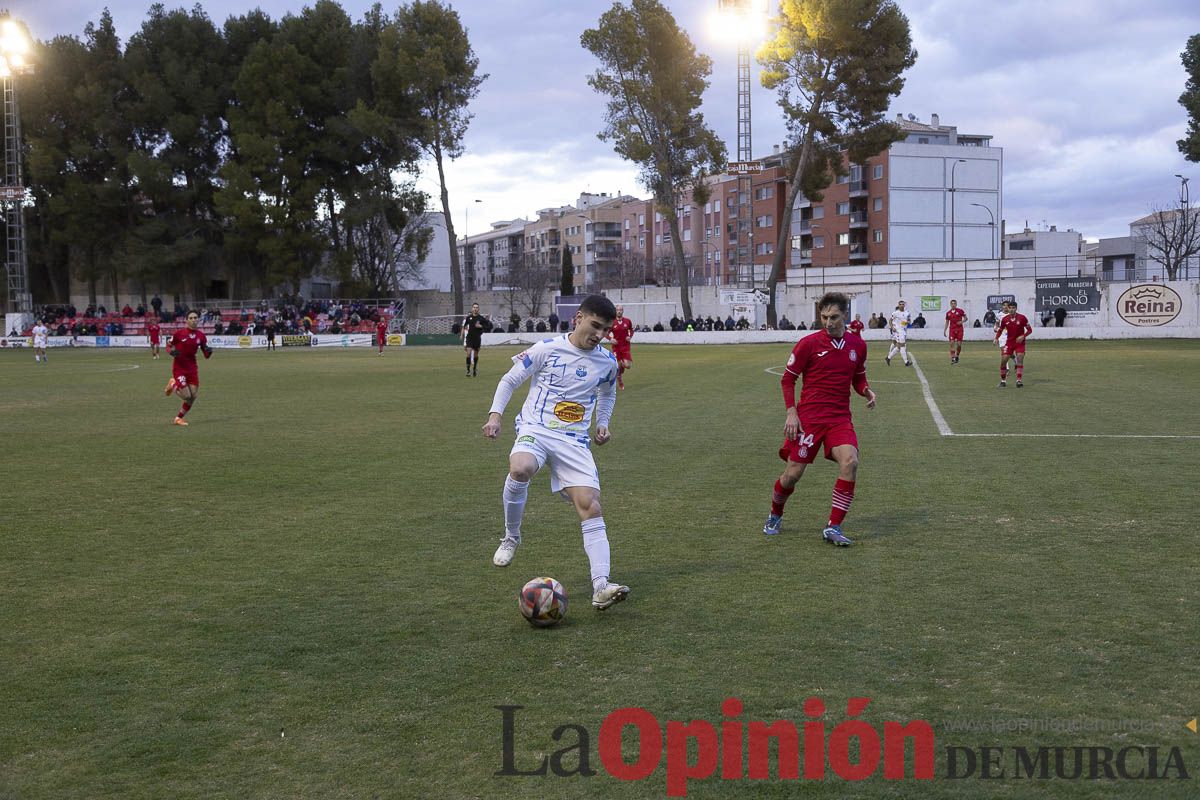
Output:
[{"xmin": 459, "ymin": 218, "xmax": 529, "ymax": 291}]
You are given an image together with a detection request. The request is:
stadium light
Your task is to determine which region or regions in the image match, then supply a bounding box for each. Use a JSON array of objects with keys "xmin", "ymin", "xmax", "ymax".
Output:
[
  {"xmin": 1, "ymin": 13, "xmax": 33, "ymax": 314},
  {"xmin": 949, "ymin": 158, "xmax": 967, "ymax": 261}
]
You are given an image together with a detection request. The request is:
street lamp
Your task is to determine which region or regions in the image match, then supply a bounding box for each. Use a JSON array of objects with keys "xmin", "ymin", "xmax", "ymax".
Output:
[
  {"xmin": 950, "ymin": 158, "xmax": 967, "ymax": 260},
  {"xmin": 1, "ymin": 15, "xmax": 33, "ymax": 314},
  {"xmin": 463, "ymin": 198, "xmax": 482, "ymax": 290},
  {"xmin": 1177, "ymin": 174, "xmax": 1192, "ymax": 277},
  {"xmin": 969, "ymin": 202, "xmax": 995, "ymax": 260}
]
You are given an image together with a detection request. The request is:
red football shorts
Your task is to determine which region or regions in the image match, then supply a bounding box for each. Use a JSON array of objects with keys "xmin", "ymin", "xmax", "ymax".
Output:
[
  {"xmin": 173, "ymin": 367, "xmax": 199, "ymax": 388},
  {"xmin": 377, "ymin": 334, "xmax": 386, "ymax": 346},
  {"xmin": 948, "ymin": 326, "xmax": 964, "ymax": 341},
  {"xmin": 613, "ymin": 345, "xmax": 632, "ymax": 362},
  {"xmin": 778, "ymin": 420, "xmax": 858, "ymax": 464},
  {"xmin": 1002, "ymin": 341, "xmax": 1026, "ymax": 357},
  {"xmin": 149, "ymin": 336, "xmax": 160, "ymax": 345}
]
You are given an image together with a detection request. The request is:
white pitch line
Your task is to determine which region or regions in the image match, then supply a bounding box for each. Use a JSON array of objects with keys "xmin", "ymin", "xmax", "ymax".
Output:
[
  {"xmin": 908, "ymin": 356, "xmax": 954, "ymax": 436},
  {"xmin": 951, "ymin": 432, "xmax": 1200, "ymax": 439}
]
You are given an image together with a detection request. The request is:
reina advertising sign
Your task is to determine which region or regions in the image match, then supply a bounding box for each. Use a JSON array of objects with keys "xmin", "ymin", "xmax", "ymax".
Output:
[{"xmin": 1116, "ymin": 284, "xmax": 1182, "ymax": 327}]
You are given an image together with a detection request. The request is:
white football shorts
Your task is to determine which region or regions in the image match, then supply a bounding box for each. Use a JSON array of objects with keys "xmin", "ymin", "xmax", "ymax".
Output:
[
  {"xmin": 891, "ymin": 329, "xmax": 907, "ymax": 344},
  {"xmin": 510, "ymin": 426, "xmax": 600, "ymax": 493}
]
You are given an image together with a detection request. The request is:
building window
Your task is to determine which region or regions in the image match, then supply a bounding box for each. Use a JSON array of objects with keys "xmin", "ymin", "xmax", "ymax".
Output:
[
  {"xmin": 873, "ymin": 164, "xmax": 883, "ymax": 179},
  {"xmin": 813, "ymin": 236, "xmax": 825, "ymax": 248},
  {"xmin": 918, "ymin": 137, "xmax": 929, "ymax": 144},
  {"xmin": 655, "ymin": 212, "xmax": 662, "ymax": 223},
  {"xmin": 1009, "ymin": 240, "xmax": 1034, "ymax": 251},
  {"xmin": 663, "ymin": 230, "xmax": 672, "ymax": 243},
  {"xmin": 683, "ymin": 229, "xmax": 692, "ymax": 242},
  {"xmin": 639, "ymin": 213, "xmax": 645, "ymax": 225},
  {"xmin": 754, "ymin": 186, "xmax": 774, "ymax": 200},
  {"xmin": 836, "ymin": 173, "xmax": 849, "ymax": 184},
  {"xmin": 625, "ymin": 240, "xmax": 631, "ymax": 250},
  {"xmin": 755, "ymin": 215, "xmax": 773, "ymax": 227},
  {"xmin": 812, "ymin": 206, "xmax": 825, "ymax": 219},
  {"xmin": 756, "ymin": 242, "xmax": 774, "ymax": 255},
  {"xmin": 655, "ymin": 234, "xmax": 661, "ymax": 245},
  {"xmin": 873, "ymin": 197, "xmax": 883, "ymax": 212},
  {"xmin": 836, "ymin": 202, "xmax": 849, "ymax": 215},
  {"xmin": 624, "ymin": 219, "xmax": 630, "ymax": 230},
  {"xmin": 837, "ymin": 233, "xmax": 850, "ymax": 246},
  {"xmin": 873, "ymin": 229, "xmax": 883, "ymax": 243}
]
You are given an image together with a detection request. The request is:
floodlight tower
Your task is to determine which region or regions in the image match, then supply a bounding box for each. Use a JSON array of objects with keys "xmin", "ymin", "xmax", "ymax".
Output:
[
  {"xmin": 1, "ymin": 13, "xmax": 33, "ymax": 313},
  {"xmin": 718, "ymin": 0, "xmax": 757, "ymax": 288}
]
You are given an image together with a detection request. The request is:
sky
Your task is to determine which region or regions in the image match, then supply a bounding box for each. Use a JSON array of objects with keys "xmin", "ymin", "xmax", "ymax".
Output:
[{"xmin": 25, "ymin": 0, "xmax": 1200, "ymax": 242}]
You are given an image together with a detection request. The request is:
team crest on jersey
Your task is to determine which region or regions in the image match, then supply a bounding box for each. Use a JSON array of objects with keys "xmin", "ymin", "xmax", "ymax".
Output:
[
  {"xmin": 850, "ymin": 350, "xmax": 858, "ymax": 362},
  {"xmin": 798, "ymin": 446, "xmax": 809, "ymax": 458},
  {"xmin": 787, "ymin": 353, "xmax": 795, "ymax": 367},
  {"xmin": 575, "ymin": 366, "xmax": 588, "ymax": 378}
]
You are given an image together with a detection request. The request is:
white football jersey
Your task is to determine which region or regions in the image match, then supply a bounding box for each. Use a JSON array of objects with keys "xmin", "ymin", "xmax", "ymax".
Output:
[
  {"xmin": 505, "ymin": 335, "xmax": 618, "ymax": 437},
  {"xmin": 889, "ymin": 309, "xmax": 911, "ymax": 331},
  {"xmin": 32, "ymin": 324, "xmax": 48, "ymax": 344}
]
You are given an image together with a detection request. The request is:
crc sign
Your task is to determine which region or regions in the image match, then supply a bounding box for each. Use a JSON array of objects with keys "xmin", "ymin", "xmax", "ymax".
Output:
[
  {"xmin": 1116, "ymin": 284, "xmax": 1182, "ymax": 327},
  {"xmin": 1035, "ymin": 278, "xmax": 1100, "ymax": 314}
]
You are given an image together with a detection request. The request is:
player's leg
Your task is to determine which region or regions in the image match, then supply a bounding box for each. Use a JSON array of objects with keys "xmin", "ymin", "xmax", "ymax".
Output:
[
  {"xmin": 174, "ymin": 382, "xmax": 198, "ymax": 425},
  {"xmin": 465, "ymin": 345, "xmax": 473, "ymax": 376},
  {"xmin": 898, "ymin": 338, "xmax": 911, "ymax": 366},
  {"xmin": 493, "ymin": 448, "xmax": 542, "ymax": 566},
  {"xmin": 998, "ymin": 348, "xmax": 1008, "ymax": 387},
  {"xmin": 1014, "ymin": 351, "xmax": 1025, "ymax": 387},
  {"xmin": 561, "ymin": 485, "xmax": 629, "ymax": 610},
  {"xmin": 886, "ymin": 340, "xmax": 899, "ymax": 365},
  {"xmin": 822, "ymin": 440, "xmax": 859, "ymax": 546},
  {"xmin": 765, "ymin": 453, "xmax": 808, "ymax": 535},
  {"xmin": 472, "ymin": 346, "xmax": 479, "ymax": 376}
]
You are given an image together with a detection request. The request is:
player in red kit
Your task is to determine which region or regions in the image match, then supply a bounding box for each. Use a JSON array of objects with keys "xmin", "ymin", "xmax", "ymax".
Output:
[
  {"xmin": 944, "ymin": 299, "xmax": 966, "ymax": 364},
  {"xmin": 848, "ymin": 314, "xmax": 865, "ymax": 335},
  {"xmin": 147, "ymin": 319, "xmax": 162, "ymax": 359},
  {"xmin": 163, "ymin": 311, "xmax": 212, "ymax": 426},
  {"xmin": 763, "ymin": 292, "xmax": 877, "ymax": 546},
  {"xmin": 376, "ymin": 318, "xmax": 388, "ymax": 356},
  {"xmin": 606, "ymin": 304, "xmax": 634, "ymax": 390},
  {"xmin": 997, "ymin": 301, "xmax": 1032, "ymax": 388}
]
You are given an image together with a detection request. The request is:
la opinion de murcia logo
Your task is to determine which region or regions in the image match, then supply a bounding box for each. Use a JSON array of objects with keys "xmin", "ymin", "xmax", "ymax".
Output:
[{"xmin": 1116, "ymin": 284, "xmax": 1182, "ymax": 327}]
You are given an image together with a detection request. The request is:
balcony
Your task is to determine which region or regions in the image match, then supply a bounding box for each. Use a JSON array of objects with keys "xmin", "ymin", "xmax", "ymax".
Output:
[
  {"xmin": 848, "ymin": 179, "xmax": 868, "ymax": 197},
  {"xmin": 849, "ymin": 211, "xmax": 868, "ymax": 228},
  {"xmin": 848, "ymin": 243, "xmax": 868, "ymax": 260},
  {"xmin": 796, "ymin": 220, "xmax": 812, "ymax": 233}
]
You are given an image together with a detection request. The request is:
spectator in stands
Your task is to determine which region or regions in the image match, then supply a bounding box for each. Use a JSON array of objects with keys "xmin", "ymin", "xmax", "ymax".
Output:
[
  {"xmin": 725, "ymin": 314, "xmax": 736, "ymax": 330},
  {"xmin": 1054, "ymin": 306, "xmax": 1067, "ymax": 327},
  {"xmin": 778, "ymin": 315, "xmax": 792, "ymax": 330},
  {"xmin": 912, "ymin": 312, "xmax": 926, "ymax": 329},
  {"xmin": 653, "ymin": 321, "xmax": 664, "ymax": 332},
  {"xmin": 714, "ymin": 318, "xmax": 724, "ymax": 331},
  {"xmin": 670, "ymin": 315, "xmax": 680, "ymax": 331},
  {"xmin": 330, "ymin": 319, "xmax": 342, "ymax": 334},
  {"xmin": 525, "ymin": 318, "xmax": 535, "ymax": 333},
  {"xmin": 548, "ymin": 311, "xmax": 559, "ymax": 332},
  {"xmin": 121, "ymin": 303, "xmax": 133, "ymax": 316},
  {"xmin": 983, "ymin": 309, "xmax": 996, "ymax": 325},
  {"xmin": 56, "ymin": 323, "xmax": 67, "ymax": 335},
  {"xmin": 973, "ymin": 319, "xmax": 982, "ymax": 328},
  {"xmin": 214, "ymin": 320, "xmax": 225, "ymax": 335},
  {"xmin": 535, "ymin": 320, "xmax": 547, "ymax": 333},
  {"xmin": 151, "ymin": 295, "xmax": 162, "ymax": 316}
]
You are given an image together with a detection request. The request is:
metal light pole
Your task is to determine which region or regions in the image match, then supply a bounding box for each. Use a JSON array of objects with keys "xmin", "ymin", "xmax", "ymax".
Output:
[
  {"xmin": 1176, "ymin": 174, "xmax": 1191, "ymax": 278},
  {"xmin": 949, "ymin": 158, "xmax": 966, "ymax": 260},
  {"xmin": 969, "ymin": 202, "xmax": 995, "ymax": 260},
  {"xmin": 2, "ymin": 15, "xmax": 33, "ymax": 314},
  {"xmin": 462, "ymin": 198, "xmax": 482, "ymax": 291}
]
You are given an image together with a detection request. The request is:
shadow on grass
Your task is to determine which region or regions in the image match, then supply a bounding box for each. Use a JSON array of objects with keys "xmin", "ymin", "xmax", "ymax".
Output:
[{"xmin": 851, "ymin": 508, "xmax": 933, "ymax": 542}]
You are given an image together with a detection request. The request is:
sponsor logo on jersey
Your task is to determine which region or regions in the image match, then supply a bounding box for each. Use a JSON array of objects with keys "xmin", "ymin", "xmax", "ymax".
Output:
[
  {"xmin": 517, "ymin": 435, "xmax": 536, "ymax": 444},
  {"xmin": 817, "ymin": 350, "xmax": 829, "ymax": 358},
  {"xmin": 518, "ymin": 351, "xmax": 532, "ymax": 368},
  {"xmin": 786, "ymin": 353, "xmax": 795, "ymax": 367},
  {"xmin": 553, "ymin": 401, "xmax": 585, "ymax": 423}
]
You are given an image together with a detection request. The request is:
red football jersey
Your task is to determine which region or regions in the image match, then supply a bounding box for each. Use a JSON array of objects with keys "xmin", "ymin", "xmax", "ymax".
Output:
[
  {"xmin": 945, "ymin": 308, "xmax": 966, "ymax": 329},
  {"xmin": 848, "ymin": 319, "xmax": 864, "ymax": 334},
  {"xmin": 781, "ymin": 330, "xmax": 869, "ymax": 425},
  {"xmin": 609, "ymin": 317, "xmax": 633, "ymax": 347},
  {"xmin": 170, "ymin": 328, "xmax": 208, "ymax": 369},
  {"xmin": 376, "ymin": 320, "xmax": 387, "ymax": 337},
  {"xmin": 998, "ymin": 313, "xmax": 1031, "ymax": 344},
  {"xmin": 147, "ymin": 323, "xmax": 161, "ymax": 343}
]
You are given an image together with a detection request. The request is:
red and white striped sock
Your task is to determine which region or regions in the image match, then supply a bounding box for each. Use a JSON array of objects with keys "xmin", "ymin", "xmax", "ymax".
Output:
[
  {"xmin": 829, "ymin": 478, "xmax": 855, "ymax": 527},
  {"xmin": 178, "ymin": 401, "xmax": 192, "ymax": 418},
  {"xmin": 1016, "ymin": 364, "xmax": 1023, "ymax": 381}
]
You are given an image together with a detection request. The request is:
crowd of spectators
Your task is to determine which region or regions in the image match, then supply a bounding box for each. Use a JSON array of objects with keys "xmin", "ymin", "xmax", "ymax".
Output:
[{"xmin": 21, "ymin": 295, "xmax": 400, "ymax": 338}]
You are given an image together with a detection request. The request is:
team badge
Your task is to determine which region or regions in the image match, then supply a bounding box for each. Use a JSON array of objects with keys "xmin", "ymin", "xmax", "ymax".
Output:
[
  {"xmin": 850, "ymin": 350, "xmax": 858, "ymax": 362},
  {"xmin": 575, "ymin": 366, "xmax": 588, "ymax": 378},
  {"xmin": 799, "ymin": 446, "xmax": 809, "ymax": 458}
]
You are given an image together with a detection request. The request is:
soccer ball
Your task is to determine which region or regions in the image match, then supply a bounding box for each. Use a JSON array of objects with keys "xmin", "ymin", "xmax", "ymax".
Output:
[{"xmin": 518, "ymin": 577, "xmax": 567, "ymax": 628}]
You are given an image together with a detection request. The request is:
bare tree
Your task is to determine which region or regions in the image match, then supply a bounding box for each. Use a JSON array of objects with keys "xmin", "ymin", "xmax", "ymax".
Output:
[
  {"xmin": 510, "ymin": 254, "xmax": 556, "ymax": 317},
  {"xmin": 347, "ymin": 210, "xmax": 434, "ymax": 297},
  {"xmin": 613, "ymin": 250, "xmax": 647, "ymax": 289},
  {"xmin": 1137, "ymin": 203, "xmax": 1200, "ymax": 280}
]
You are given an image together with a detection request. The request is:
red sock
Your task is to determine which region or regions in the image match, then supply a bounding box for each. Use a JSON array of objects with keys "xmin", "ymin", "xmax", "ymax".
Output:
[
  {"xmin": 178, "ymin": 401, "xmax": 192, "ymax": 418},
  {"xmin": 1015, "ymin": 365, "xmax": 1023, "ymax": 381},
  {"xmin": 829, "ymin": 478, "xmax": 855, "ymax": 527},
  {"xmin": 1001, "ymin": 366, "xmax": 1008, "ymax": 379},
  {"xmin": 771, "ymin": 479, "xmax": 794, "ymax": 516}
]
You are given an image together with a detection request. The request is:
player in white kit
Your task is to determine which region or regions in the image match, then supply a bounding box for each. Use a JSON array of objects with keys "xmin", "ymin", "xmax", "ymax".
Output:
[
  {"xmin": 482, "ymin": 294, "xmax": 630, "ymax": 611},
  {"xmin": 885, "ymin": 300, "xmax": 912, "ymax": 366},
  {"xmin": 32, "ymin": 321, "xmax": 49, "ymax": 364}
]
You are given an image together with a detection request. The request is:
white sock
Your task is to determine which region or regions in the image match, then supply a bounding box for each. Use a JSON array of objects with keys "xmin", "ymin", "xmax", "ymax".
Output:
[
  {"xmin": 887, "ymin": 344, "xmax": 899, "ymax": 360},
  {"xmin": 581, "ymin": 517, "xmax": 610, "ymax": 591},
  {"xmin": 503, "ymin": 476, "xmax": 529, "ymax": 541},
  {"xmin": 900, "ymin": 346, "xmax": 910, "ymax": 362}
]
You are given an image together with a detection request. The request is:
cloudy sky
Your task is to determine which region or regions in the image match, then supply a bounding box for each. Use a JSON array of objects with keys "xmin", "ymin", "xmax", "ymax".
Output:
[{"xmin": 26, "ymin": 0, "xmax": 1200, "ymax": 241}]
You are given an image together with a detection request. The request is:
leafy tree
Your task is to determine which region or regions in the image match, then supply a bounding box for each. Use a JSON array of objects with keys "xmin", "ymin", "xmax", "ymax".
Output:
[
  {"xmin": 1179, "ymin": 34, "xmax": 1200, "ymax": 162},
  {"xmin": 374, "ymin": 0, "xmax": 486, "ymax": 316},
  {"xmin": 757, "ymin": 0, "xmax": 916, "ymax": 324},
  {"xmin": 560, "ymin": 247, "xmax": 574, "ymax": 296},
  {"xmin": 581, "ymin": 0, "xmax": 725, "ymax": 321},
  {"xmin": 122, "ymin": 4, "xmax": 231, "ymax": 303}
]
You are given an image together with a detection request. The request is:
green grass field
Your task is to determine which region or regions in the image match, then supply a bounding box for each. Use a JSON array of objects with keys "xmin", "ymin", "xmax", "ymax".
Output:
[{"xmin": 2, "ymin": 340, "xmax": 1198, "ymax": 798}]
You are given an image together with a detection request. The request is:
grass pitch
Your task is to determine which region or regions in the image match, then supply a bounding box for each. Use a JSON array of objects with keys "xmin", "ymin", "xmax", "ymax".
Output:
[{"xmin": 1, "ymin": 340, "xmax": 1198, "ymax": 799}]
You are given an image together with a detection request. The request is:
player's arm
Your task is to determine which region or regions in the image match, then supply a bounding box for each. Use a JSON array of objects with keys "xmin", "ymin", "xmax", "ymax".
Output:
[
  {"xmin": 852, "ymin": 347, "xmax": 877, "ymax": 409},
  {"xmin": 200, "ymin": 332, "xmax": 212, "ymax": 358},
  {"xmin": 167, "ymin": 333, "xmax": 179, "ymax": 357},
  {"xmin": 781, "ymin": 347, "xmax": 803, "ymax": 440},
  {"xmin": 482, "ymin": 350, "xmax": 538, "ymax": 438},
  {"xmin": 593, "ymin": 370, "xmax": 617, "ymax": 445},
  {"xmin": 1018, "ymin": 319, "xmax": 1032, "ymax": 343}
]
